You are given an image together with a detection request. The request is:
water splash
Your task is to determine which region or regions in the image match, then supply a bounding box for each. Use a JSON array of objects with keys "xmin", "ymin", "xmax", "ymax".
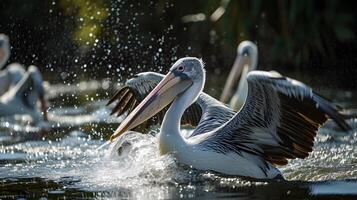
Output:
[{"xmin": 0, "ymin": 81, "xmax": 357, "ymax": 198}]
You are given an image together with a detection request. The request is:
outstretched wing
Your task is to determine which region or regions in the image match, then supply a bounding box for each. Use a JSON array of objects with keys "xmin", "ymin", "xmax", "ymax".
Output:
[
  {"xmin": 107, "ymin": 72, "xmax": 235, "ymax": 133},
  {"xmin": 107, "ymin": 72, "xmax": 166, "ymax": 120},
  {"xmin": 200, "ymin": 71, "xmax": 351, "ymax": 166}
]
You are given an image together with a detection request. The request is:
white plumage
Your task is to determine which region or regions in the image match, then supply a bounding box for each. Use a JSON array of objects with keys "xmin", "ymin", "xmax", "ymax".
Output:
[{"xmin": 0, "ymin": 34, "xmax": 47, "ymax": 122}]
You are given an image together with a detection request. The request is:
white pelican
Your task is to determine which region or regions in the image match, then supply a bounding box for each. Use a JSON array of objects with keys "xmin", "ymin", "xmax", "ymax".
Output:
[
  {"xmin": 107, "ymin": 57, "xmax": 350, "ymax": 179},
  {"xmin": 0, "ymin": 34, "xmax": 26, "ymax": 94},
  {"xmin": 0, "ymin": 34, "xmax": 10, "ymax": 71},
  {"xmin": 220, "ymin": 41, "xmax": 258, "ymax": 111},
  {"xmin": 0, "ymin": 34, "xmax": 47, "ymax": 122}
]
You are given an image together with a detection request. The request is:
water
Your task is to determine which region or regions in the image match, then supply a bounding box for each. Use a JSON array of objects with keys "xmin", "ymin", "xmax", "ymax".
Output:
[{"xmin": 0, "ymin": 76, "xmax": 357, "ymax": 199}]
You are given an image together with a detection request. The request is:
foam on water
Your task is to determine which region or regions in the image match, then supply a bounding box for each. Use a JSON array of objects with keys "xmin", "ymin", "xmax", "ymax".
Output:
[{"xmin": 0, "ymin": 130, "xmax": 200, "ymax": 199}]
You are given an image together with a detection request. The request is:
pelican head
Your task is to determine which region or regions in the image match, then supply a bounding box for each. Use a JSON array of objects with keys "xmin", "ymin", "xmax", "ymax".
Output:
[
  {"xmin": 236, "ymin": 40, "xmax": 258, "ymax": 70},
  {"xmin": 220, "ymin": 40, "xmax": 258, "ymax": 103},
  {"xmin": 0, "ymin": 34, "xmax": 10, "ymax": 70},
  {"xmin": 110, "ymin": 57, "xmax": 204, "ymax": 141}
]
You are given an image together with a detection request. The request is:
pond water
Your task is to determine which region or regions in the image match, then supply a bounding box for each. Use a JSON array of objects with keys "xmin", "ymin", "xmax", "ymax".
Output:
[{"xmin": 0, "ymin": 74, "xmax": 357, "ymax": 199}]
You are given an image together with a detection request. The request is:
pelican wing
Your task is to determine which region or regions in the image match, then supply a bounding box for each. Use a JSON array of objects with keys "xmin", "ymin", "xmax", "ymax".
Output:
[
  {"xmin": 107, "ymin": 72, "xmax": 165, "ymax": 118},
  {"xmin": 199, "ymin": 71, "xmax": 350, "ymax": 166},
  {"xmin": 191, "ymin": 93, "xmax": 235, "ymax": 136},
  {"xmin": 6, "ymin": 71, "xmax": 35, "ymax": 108},
  {"xmin": 107, "ymin": 72, "xmax": 235, "ymax": 132}
]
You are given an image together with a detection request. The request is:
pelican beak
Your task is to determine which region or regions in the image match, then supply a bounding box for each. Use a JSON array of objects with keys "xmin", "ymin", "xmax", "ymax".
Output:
[
  {"xmin": 220, "ymin": 54, "xmax": 250, "ymax": 102},
  {"xmin": 235, "ymin": 55, "xmax": 251, "ymax": 80},
  {"xmin": 0, "ymin": 48, "xmax": 4, "ymax": 60},
  {"xmin": 39, "ymin": 95, "xmax": 48, "ymax": 121},
  {"xmin": 0, "ymin": 48, "xmax": 5, "ymax": 66},
  {"xmin": 36, "ymin": 88, "xmax": 48, "ymax": 122},
  {"xmin": 109, "ymin": 71, "xmax": 192, "ymax": 142}
]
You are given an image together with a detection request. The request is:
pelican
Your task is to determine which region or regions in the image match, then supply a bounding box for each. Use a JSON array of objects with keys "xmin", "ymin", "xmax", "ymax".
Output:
[
  {"xmin": 107, "ymin": 57, "xmax": 350, "ymax": 179},
  {"xmin": 0, "ymin": 34, "xmax": 10, "ymax": 71},
  {"xmin": 0, "ymin": 34, "xmax": 26, "ymax": 94},
  {"xmin": 220, "ymin": 41, "xmax": 258, "ymax": 110},
  {"xmin": 0, "ymin": 34, "xmax": 47, "ymax": 122}
]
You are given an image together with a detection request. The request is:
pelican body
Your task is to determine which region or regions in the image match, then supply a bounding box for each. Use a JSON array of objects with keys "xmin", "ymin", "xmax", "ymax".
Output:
[
  {"xmin": 107, "ymin": 57, "xmax": 350, "ymax": 180},
  {"xmin": 0, "ymin": 33, "xmax": 47, "ymax": 122}
]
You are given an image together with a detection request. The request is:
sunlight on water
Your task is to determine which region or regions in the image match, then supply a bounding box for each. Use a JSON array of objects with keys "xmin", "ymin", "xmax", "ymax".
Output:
[{"xmin": 0, "ymin": 80, "xmax": 357, "ymax": 198}]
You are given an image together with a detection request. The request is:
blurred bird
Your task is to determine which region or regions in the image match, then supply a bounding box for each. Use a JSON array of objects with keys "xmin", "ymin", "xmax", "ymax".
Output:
[
  {"xmin": 0, "ymin": 34, "xmax": 10, "ymax": 70},
  {"xmin": 219, "ymin": 40, "xmax": 355, "ymax": 120},
  {"xmin": 0, "ymin": 34, "xmax": 47, "ymax": 122},
  {"xmin": 0, "ymin": 65, "xmax": 48, "ymax": 123},
  {"xmin": 0, "ymin": 34, "xmax": 27, "ymax": 94},
  {"xmin": 107, "ymin": 57, "xmax": 351, "ymax": 179},
  {"xmin": 220, "ymin": 41, "xmax": 258, "ymax": 111}
]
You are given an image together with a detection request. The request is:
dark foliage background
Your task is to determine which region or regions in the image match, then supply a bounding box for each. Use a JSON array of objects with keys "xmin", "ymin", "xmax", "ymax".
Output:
[{"xmin": 0, "ymin": 0, "xmax": 356, "ymax": 88}]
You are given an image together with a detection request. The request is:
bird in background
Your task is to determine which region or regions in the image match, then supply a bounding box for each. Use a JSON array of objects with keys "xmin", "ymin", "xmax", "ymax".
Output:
[
  {"xmin": 0, "ymin": 33, "xmax": 47, "ymax": 123},
  {"xmin": 220, "ymin": 40, "xmax": 258, "ymax": 111}
]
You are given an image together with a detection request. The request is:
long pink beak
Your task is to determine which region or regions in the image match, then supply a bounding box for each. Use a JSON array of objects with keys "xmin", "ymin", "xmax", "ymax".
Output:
[
  {"xmin": 109, "ymin": 71, "xmax": 192, "ymax": 142},
  {"xmin": 220, "ymin": 55, "xmax": 250, "ymax": 103}
]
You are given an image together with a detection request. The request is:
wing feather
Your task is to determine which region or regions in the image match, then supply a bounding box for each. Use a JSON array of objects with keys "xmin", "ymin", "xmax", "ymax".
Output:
[{"xmin": 200, "ymin": 71, "xmax": 351, "ymax": 166}]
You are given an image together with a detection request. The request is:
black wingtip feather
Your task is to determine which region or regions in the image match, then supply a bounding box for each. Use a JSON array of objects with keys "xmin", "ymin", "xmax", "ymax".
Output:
[
  {"xmin": 106, "ymin": 86, "xmax": 127, "ymax": 106},
  {"xmin": 313, "ymin": 94, "xmax": 352, "ymax": 131}
]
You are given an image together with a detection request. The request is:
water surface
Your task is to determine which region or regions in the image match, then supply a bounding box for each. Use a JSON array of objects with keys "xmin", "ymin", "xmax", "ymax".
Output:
[{"xmin": 0, "ymin": 75, "xmax": 357, "ymax": 199}]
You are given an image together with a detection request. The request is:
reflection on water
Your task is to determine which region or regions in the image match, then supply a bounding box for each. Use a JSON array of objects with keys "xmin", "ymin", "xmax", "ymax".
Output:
[
  {"xmin": 2, "ymin": 177, "xmax": 357, "ymax": 199},
  {"xmin": 0, "ymin": 76, "xmax": 357, "ymax": 199}
]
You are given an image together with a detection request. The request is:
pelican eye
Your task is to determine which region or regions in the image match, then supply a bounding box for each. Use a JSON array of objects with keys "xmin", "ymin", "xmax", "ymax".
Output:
[
  {"xmin": 241, "ymin": 48, "xmax": 250, "ymax": 56},
  {"xmin": 177, "ymin": 66, "xmax": 185, "ymax": 72}
]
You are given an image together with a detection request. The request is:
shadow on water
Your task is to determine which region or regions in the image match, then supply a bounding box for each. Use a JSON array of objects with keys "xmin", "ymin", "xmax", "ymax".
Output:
[{"xmin": 1, "ymin": 177, "xmax": 357, "ymax": 199}]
